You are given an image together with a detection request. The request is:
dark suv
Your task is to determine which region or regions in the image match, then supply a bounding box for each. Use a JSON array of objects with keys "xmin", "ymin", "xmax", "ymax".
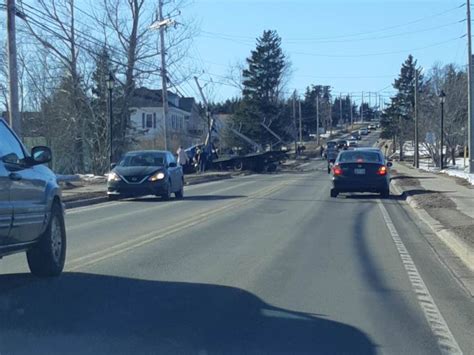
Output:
[{"xmin": 0, "ymin": 118, "xmax": 66, "ymax": 276}]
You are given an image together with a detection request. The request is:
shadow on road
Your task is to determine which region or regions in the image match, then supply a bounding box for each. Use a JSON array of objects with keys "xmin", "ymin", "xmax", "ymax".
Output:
[
  {"xmin": 390, "ymin": 175, "xmax": 435, "ymax": 180},
  {"xmin": 0, "ymin": 273, "xmax": 376, "ymax": 355}
]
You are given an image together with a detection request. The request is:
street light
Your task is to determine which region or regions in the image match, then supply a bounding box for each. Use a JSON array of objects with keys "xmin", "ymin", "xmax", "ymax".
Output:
[
  {"xmin": 106, "ymin": 71, "xmax": 115, "ymax": 167},
  {"xmin": 438, "ymin": 90, "xmax": 446, "ymax": 169}
]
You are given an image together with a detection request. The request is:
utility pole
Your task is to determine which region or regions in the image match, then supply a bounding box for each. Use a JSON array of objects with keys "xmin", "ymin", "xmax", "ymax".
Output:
[
  {"xmin": 316, "ymin": 96, "xmax": 320, "ymax": 146},
  {"xmin": 361, "ymin": 91, "xmax": 364, "ymax": 122},
  {"xmin": 292, "ymin": 90, "xmax": 297, "ymax": 152},
  {"xmin": 350, "ymin": 94, "xmax": 353, "ymax": 131},
  {"xmin": 339, "ymin": 93, "xmax": 342, "ymax": 127},
  {"xmin": 414, "ymin": 69, "xmax": 419, "ymax": 168},
  {"xmin": 467, "ymin": 0, "xmax": 474, "ymax": 173},
  {"xmin": 6, "ymin": 0, "xmax": 21, "ymax": 136},
  {"xmin": 194, "ymin": 76, "xmax": 213, "ymax": 146},
  {"xmin": 158, "ymin": 0, "xmax": 169, "ymax": 150},
  {"xmin": 298, "ymin": 100, "xmax": 303, "ymax": 143}
]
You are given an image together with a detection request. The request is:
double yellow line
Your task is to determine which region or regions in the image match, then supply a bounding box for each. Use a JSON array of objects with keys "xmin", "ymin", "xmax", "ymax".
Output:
[{"xmin": 66, "ymin": 180, "xmax": 289, "ymax": 271}]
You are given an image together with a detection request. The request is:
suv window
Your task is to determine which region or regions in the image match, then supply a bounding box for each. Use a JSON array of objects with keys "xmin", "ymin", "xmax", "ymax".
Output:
[
  {"xmin": 0, "ymin": 120, "xmax": 26, "ymax": 164},
  {"xmin": 167, "ymin": 152, "xmax": 176, "ymax": 164}
]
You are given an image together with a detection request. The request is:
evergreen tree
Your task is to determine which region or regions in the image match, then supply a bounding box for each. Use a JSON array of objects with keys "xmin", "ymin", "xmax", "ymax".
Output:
[
  {"xmin": 382, "ymin": 55, "xmax": 422, "ymax": 158},
  {"xmin": 231, "ymin": 30, "xmax": 288, "ymax": 147}
]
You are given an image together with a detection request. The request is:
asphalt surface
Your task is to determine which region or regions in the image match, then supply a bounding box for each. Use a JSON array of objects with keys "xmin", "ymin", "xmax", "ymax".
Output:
[{"xmin": 1, "ymin": 132, "xmax": 473, "ymax": 355}]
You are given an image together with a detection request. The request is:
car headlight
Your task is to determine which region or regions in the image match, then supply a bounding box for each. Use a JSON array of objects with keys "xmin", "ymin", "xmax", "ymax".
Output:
[
  {"xmin": 108, "ymin": 172, "xmax": 121, "ymax": 182},
  {"xmin": 149, "ymin": 172, "xmax": 166, "ymax": 182}
]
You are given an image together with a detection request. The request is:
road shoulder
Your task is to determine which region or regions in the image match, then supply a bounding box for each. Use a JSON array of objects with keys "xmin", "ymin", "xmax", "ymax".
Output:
[{"xmin": 390, "ymin": 163, "xmax": 474, "ymax": 296}]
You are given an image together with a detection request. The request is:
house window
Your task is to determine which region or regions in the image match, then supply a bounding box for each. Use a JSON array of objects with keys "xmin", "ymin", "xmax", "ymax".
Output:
[
  {"xmin": 142, "ymin": 113, "xmax": 145, "ymax": 128},
  {"xmin": 153, "ymin": 113, "xmax": 157, "ymax": 128},
  {"xmin": 146, "ymin": 114, "xmax": 153, "ymax": 128}
]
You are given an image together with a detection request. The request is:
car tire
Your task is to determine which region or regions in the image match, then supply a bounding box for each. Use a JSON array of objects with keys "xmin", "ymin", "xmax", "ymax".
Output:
[
  {"xmin": 108, "ymin": 194, "xmax": 119, "ymax": 201},
  {"xmin": 161, "ymin": 181, "xmax": 172, "ymax": 200},
  {"xmin": 175, "ymin": 180, "xmax": 184, "ymax": 199},
  {"xmin": 380, "ymin": 189, "xmax": 390, "ymax": 198},
  {"xmin": 27, "ymin": 202, "xmax": 66, "ymax": 277},
  {"xmin": 330, "ymin": 189, "xmax": 339, "ymax": 198}
]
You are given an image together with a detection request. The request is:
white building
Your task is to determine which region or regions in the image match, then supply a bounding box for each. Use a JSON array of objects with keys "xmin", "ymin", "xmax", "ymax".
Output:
[{"xmin": 129, "ymin": 87, "xmax": 204, "ymax": 150}]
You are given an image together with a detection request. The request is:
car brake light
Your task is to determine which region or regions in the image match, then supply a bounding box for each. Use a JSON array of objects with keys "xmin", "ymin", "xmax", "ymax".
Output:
[
  {"xmin": 377, "ymin": 166, "xmax": 387, "ymax": 175},
  {"xmin": 333, "ymin": 165, "xmax": 343, "ymax": 176}
]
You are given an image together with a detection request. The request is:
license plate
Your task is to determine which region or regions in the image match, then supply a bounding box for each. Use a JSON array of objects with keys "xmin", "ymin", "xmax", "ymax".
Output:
[{"xmin": 354, "ymin": 168, "xmax": 366, "ymax": 175}]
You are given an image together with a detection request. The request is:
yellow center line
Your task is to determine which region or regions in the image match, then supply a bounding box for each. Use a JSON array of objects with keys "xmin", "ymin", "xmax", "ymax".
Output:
[
  {"xmin": 66, "ymin": 180, "xmax": 290, "ymax": 271},
  {"xmin": 66, "ymin": 179, "xmax": 256, "ymax": 232}
]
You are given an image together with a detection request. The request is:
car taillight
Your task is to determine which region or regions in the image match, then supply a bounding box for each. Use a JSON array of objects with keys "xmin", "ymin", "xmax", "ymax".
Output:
[
  {"xmin": 377, "ymin": 166, "xmax": 387, "ymax": 175},
  {"xmin": 333, "ymin": 165, "xmax": 343, "ymax": 176}
]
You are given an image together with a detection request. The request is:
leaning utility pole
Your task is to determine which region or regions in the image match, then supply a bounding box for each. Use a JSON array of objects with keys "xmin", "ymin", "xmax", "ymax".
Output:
[
  {"xmin": 467, "ymin": 0, "xmax": 474, "ymax": 173},
  {"xmin": 316, "ymin": 96, "xmax": 320, "ymax": 145},
  {"xmin": 414, "ymin": 69, "xmax": 419, "ymax": 168},
  {"xmin": 6, "ymin": 0, "xmax": 21, "ymax": 136},
  {"xmin": 158, "ymin": 0, "xmax": 169, "ymax": 150}
]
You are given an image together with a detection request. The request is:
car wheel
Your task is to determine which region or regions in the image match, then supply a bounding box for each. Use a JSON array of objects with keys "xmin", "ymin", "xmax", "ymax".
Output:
[
  {"xmin": 330, "ymin": 188, "xmax": 339, "ymax": 198},
  {"xmin": 175, "ymin": 180, "xmax": 184, "ymax": 199},
  {"xmin": 108, "ymin": 194, "xmax": 119, "ymax": 201},
  {"xmin": 27, "ymin": 202, "xmax": 66, "ymax": 277},
  {"xmin": 380, "ymin": 189, "xmax": 390, "ymax": 198},
  {"xmin": 161, "ymin": 181, "xmax": 172, "ymax": 200}
]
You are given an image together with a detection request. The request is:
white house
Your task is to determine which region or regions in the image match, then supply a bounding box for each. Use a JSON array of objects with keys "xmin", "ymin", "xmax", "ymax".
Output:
[{"xmin": 129, "ymin": 87, "xmax": 204, "ymax": 150}]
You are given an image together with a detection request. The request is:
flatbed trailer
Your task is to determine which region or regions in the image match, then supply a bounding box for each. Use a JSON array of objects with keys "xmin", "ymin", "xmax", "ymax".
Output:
[{"xmin": 212, "ymin": 150, "xmax": 287, "ymax": 172}]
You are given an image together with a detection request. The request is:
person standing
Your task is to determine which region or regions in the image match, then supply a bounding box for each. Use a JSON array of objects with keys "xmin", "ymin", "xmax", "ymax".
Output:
[{"xmin": 177, "ymin": 146, "xmax": 189, "ymax": 167}]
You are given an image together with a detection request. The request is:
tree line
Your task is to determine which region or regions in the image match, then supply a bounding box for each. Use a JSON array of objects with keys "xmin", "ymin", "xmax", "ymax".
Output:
[{"xmin": 381, "ymin": 55, "xmax": 468, "ymax": 166}]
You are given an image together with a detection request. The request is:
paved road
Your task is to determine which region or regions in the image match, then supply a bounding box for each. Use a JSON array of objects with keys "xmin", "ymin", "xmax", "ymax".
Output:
[{"xmin": 1, "ymin": 132, "xmax": 473, "ymax": 354}]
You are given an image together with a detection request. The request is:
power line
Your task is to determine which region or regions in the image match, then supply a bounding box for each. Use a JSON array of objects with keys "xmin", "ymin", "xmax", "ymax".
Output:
[
  {"xmin": 200, "ymin": 3, "xmax": 466, "ymax": 42},
  {"xmin": 291, "ymin": 35, "xmax": 465, "ymax": 58}
]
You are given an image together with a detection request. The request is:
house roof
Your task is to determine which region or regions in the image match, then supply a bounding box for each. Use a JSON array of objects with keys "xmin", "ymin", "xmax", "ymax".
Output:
[{"xmin": 130, "ymin": 87, "xmax": 196, "ymax": 113}]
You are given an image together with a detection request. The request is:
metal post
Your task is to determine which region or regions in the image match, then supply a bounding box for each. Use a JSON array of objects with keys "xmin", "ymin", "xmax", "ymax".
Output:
[
  {"xmin": 6, "ymin": 0, "xmax": 21, "ymax": 136},
  {"xmin": 414, "ymin": 69, "xmax": 419, "ymax": 168},
  {"xmin": 440, "ymin": 100, "xmax": 445, "ymax": 169},
  {"xmin": 158, "ymin": 0, "xmax": 168, "ymax": 151},
  {"xmin": 467, "ymin": 0, "xmax": 474, "ymax": 173},
  {"xmin": 108, "ymin": 86, "xmax": 113, "ymax": 166},
  {"xmin": 361, "ymin": 91, "xmax": 364, "ymax": 122}
]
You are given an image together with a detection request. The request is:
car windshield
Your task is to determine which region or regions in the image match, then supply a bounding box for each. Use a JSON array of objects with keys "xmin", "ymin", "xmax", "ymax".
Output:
[
  {"xmin": 338, "ymin": 151, "xmax": 382, "ymax": 163},
  {"xmin": 119, "ymin": 153, "xmax": 165, "ymax": 167}
]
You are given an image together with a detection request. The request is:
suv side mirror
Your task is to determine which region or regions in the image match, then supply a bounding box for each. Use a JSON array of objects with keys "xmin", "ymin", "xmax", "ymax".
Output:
[
  {"xmin": 31, "ymin": 146, "xmax": 52, "ymax": 165},
  {"xmin": 110, "ymin": 162, "xmax": 117, "ymax": 169},
  {"xmin": 168, "ymin": 162, "xmax": 177, "ymax": 168}
]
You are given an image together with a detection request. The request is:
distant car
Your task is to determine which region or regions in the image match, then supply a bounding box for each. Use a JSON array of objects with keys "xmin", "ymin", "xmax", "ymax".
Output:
[
  {"xmin": 359, "ymin": 128, "xmax": 369, "ymax": 136},
  {"xmin": 0, "ymin": 118, "xmax": 66, "ymax": 277},
  {"xmin": 368, "ymin": 124, "xmax": 377, "ymax": 130},
  {"xmin": 330, "ymin": 148, "xmax": 392, "ymax": 198},
  {"xmin": 336, "ymin": 139, "xmax": 348, "ymax": 149},
  {"xmin": 326, "ymin": 148, "xmax": 339, "ymax": 174},
  {"xmin": 347, "ymin": 139, "xmax": 358, "ymax": 148},
  {"xmin": 107, "ymin": 150, "xmax": 184, "ymax": 200}
]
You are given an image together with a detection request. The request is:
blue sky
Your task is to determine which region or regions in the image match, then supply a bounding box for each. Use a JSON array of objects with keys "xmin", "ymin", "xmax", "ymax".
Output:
[{"xmin": 182, "ymin": 0, "xmax": 468, "ymax": 104}]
